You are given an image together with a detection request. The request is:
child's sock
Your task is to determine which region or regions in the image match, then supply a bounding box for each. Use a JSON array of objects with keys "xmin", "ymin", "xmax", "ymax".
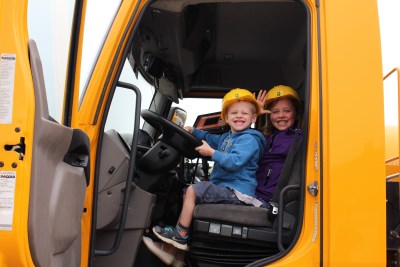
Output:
[{"xmin": 175, "ymin": 223, "xmax": 189, "ymax": 240}]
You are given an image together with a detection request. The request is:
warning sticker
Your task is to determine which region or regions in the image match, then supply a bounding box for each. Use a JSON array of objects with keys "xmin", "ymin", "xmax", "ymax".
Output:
[
  {"xmin": 0, "ymin": 54, "xmax": 16, "ymax": 124},
  {"xmin": 0, "ymin": 171, "xmax": 16, "ymax": 231}
]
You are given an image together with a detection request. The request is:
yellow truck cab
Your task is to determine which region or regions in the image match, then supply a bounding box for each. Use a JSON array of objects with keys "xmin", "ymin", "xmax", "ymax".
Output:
[{"xmin": 0, "ymin": 0, "xmax": 398, "ymax": 266}]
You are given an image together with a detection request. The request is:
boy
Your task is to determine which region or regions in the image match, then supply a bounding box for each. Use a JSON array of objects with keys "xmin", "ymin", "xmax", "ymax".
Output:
[{"xmin": 152, "ymin": 88, "xmax": 266, "ymax": 251}]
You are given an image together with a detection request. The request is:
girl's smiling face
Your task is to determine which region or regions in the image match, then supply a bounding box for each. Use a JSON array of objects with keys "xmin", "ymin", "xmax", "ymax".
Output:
[{"xmin": 270, "ymin": 98, "xmax": 296, "ymax": 131}]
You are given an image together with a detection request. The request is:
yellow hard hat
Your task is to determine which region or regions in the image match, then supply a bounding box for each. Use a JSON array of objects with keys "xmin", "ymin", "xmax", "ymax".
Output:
[
  {"xmin": 265, "ymin": 85, "xmax": 300, "ymax": 106},
  {"xmin": 221, "ymin": 88, "xmax": 259, "ymax": 121}
]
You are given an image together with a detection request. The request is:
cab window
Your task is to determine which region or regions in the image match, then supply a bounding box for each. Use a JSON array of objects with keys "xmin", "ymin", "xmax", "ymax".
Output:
[
  {"xmin": 105, "ymin": 59, "xmax": 155, "ymax": 137},
  {"xmin": 27, "ymin": 0, "xmax": 121, "ymax": 123},
  {"xmin": 80, "ymin": 0, "xmax": 121, "ymax": 102},
  {"xmin": 27, "ymin": 0, "xmax": 75, "ymax": 123}
]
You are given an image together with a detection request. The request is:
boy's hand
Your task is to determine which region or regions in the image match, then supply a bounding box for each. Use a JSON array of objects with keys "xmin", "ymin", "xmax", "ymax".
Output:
[
  {"xmin": 254, "ymin": 90, "xmax": 271, "ymax": 115},
  {"xmin": 195, "ymin": 140, "xmax": 215, "ymax": 157},
  {"xmin": 184, "ymin": 126, "xmax": 194, "ymax": 133}
]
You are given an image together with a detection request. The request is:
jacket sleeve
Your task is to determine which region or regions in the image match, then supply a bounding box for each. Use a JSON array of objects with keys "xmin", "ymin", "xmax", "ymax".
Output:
[
  {"xmin": 212, "ymin": 134, "xmax": 260, "ymax": 171},
  {"xmin": 192, "ymin": 128, "xmax": 222, "ymax": 150}
]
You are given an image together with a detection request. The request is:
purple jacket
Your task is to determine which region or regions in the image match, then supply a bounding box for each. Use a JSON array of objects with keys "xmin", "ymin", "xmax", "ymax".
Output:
[{"xmin": 255, "ymin": 128, "xmax": 302, "ymax": 203}]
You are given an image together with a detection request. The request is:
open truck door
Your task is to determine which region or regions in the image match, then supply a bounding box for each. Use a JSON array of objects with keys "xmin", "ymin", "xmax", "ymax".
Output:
[
  {"xmin": 0, "ymin": 0, "xmax": 155, "ymax": 266},
  {"xmin": 0, "ymin": 0, "xmax": 150, "ymax": 266},
  {"xmin": 0, "ymin": 1, "xmax": 90, "ymax": 266}
]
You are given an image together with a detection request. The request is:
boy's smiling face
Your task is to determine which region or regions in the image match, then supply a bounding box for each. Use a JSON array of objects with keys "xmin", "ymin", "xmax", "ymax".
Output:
[
  {"xmin": 270, "ymin": 98, "xmax": 296, "ymax": 131},
  {"xmin": 225, "ymin": 101, "xmax": 257, "ymax": 133}
]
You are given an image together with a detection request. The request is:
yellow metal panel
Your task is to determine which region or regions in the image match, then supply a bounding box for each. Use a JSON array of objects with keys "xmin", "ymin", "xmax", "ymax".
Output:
[
  {"xmin": 0, "ymin": 0, "xmax": 35, "ymax": 266},
  {"xmin": 321, "ymin": 0, "xmax": 386, "ymax": 266}
]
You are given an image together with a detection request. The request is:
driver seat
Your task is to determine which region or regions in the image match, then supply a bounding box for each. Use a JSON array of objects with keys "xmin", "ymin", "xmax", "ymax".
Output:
[
  {"xmin": 188, "ymin": 138, "xmax": 304, "ymax": 266},
  {"xmin": 189, "ymin": 204, "xmax": 298, "ymax": 266}
]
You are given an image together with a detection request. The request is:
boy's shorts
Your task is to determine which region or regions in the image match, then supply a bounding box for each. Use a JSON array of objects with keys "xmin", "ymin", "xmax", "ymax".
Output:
[{"xmin": 191, "ymin": 181, "xmax": 242, "ymax": 205}]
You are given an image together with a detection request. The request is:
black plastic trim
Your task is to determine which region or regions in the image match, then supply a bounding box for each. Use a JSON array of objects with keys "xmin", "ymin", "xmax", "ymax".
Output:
[
  {"xmin": 63, "ymin": 0, "xmax": 84, "ymax": 127},
  {"xmin": 63, "ymin": 129, "xmax": 91, "ymax": 185},
  {"xmin": 277, "ymin": 185, "xmax": 300, "ymax": 251}
]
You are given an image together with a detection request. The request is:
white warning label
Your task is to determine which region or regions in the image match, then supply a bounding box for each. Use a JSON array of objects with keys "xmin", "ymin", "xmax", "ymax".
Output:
[
  {"xmin": 0, "ymin": 54, "xmax": 16, "ymax": 124},
  {"xmin": 0, "ymin": 171, "xmax": 16, "ymax": 231}
]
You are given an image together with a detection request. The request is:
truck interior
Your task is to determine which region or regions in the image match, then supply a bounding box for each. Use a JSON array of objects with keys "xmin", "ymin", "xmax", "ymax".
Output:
[{"xmin": 90, "ymin": 0, "xmax": 310, "ymax": 266}]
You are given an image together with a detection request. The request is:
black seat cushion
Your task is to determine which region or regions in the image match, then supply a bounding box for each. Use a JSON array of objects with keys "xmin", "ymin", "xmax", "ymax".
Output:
[{"xmin": 193, "ymin": 203, "xmax": 273, "ymax": 227}]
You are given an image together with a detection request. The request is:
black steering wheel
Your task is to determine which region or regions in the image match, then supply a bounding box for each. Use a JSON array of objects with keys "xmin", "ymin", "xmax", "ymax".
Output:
[{"xmin": 141, "ymin": 109, "xmax": 202, "ymax": 159}]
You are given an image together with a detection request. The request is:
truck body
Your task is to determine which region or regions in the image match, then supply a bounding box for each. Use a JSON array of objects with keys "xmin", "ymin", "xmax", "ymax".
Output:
[{"xmin": 0, "ymin": 0, "xmax": 397, "ymax": 266}]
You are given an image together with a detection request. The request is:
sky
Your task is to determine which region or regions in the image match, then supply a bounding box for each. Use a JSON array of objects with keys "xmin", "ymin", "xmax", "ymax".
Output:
[
  {"xmin": 379, "ymin": 0, "xmax": 400, "ymax": 126},
  {"xmin": 378, "ymin": 0, "xmax": 400, "ymax": 76}
]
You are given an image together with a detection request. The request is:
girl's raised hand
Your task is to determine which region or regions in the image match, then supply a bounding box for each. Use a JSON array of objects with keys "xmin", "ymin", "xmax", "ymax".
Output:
[{"xmin": 254, "ymin": 90, "xmax": 271, "ymax": 115}]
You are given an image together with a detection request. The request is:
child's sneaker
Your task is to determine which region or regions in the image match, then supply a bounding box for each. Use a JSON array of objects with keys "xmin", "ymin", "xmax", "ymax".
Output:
[{"xmin": 152, "ymin": 226, "xmax": 189, "ymax": 251}]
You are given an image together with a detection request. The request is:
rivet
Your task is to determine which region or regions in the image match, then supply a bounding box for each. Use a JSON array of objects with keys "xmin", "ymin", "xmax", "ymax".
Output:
[
  {"xmin": 15, "ymin": 127, "xmax": 20, "ymax": 132},
  {"xmin": 0, "ymin": 162, "xmax": 4, "ymax": 167},
  {"xmin": 12, "ymin": 162, "xmax": 17, "ymax": 168}
]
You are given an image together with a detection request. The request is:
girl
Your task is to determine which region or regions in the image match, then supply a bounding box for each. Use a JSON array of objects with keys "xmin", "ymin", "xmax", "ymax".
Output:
[{"xmin": 255, "ymin": 85, "xmax": 303, "ymax": 207}]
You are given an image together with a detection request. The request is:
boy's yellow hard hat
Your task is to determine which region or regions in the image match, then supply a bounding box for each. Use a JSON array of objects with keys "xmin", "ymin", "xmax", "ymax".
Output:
[
  {"xmin": 221, "ymin": 88, "xmax": 259, "ymax": 121},
  {"xmin": 266, "ymin": 85, "xmax": 300, "ymax": 106}
]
